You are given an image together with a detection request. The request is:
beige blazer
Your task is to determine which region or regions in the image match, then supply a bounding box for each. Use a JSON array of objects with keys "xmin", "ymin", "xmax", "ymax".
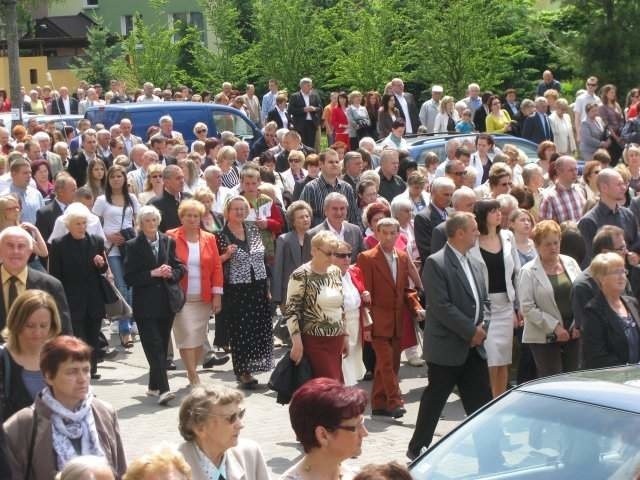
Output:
[
  {"xmin": 178, "ymin": 438, "xmax": 271, "ymax": 480},
  {"xmin": 518, "ymin": 254, "xmax": 581, "ymax": 343}
]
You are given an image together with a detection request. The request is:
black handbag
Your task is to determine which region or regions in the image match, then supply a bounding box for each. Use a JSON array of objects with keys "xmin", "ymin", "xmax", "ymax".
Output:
[{"xmin": 162, "ymin": 238, "xmax": 185, "ymax": 314}]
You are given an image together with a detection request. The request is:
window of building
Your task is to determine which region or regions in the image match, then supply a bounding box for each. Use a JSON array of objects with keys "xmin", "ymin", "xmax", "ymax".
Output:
[
  {"xmin": 121, "ymin": 15, "xmax": 135, "ymax": 36},
  {"xmin": 171, "ymin": 12, "xmax": 206, "ymax": 43},
  {"xmin": 85, "ymin": 0, "xmax": 99, "ymax": 7}
]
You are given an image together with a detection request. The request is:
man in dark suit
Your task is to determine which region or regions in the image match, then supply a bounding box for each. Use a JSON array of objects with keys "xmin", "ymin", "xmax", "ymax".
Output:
[
  {"xmin": 414, "ymin": 177, "xmax": 455, "ymax": 263},
  {"xmin": 308, "ymin": 192, "xmax": 364, "ymax": 264},
  {"xmin": 0, "ymin": 226, "xmax": 72, "ymax": 335},
  {"xmin": 35, "ymin": 174, "xmax": 77, "ymax": 245},
  {"xmin": 50, "ymin": 86, "xmax": 78, "ymax": 115},
  {"xmin": 67, "ymin": 131, "xmax": 99, "ymax": 187},
  {"xmin": 358, "ymin": 218, "xmax": 423, "ymax": 418},
  {"xmin": 266, "ymin": 93, "xmax": 293, "ymax": 129},
  {"xmin": 430, "ymin": 186, "xmax": 477, "ymax": 255},
  {"xmin": 408, "ymin": 212, "xmax": 492, "ymax": 459},
  {"xmin": 521, "ymin": 97, "xmax": 554, "ymax": 145},
  {"xmin": 503, "ymin": 88, "xmax": 520, "ymax": 120},
  {"xmin": 149, "ymin": 165, "xmax": 191, "ymax": 233},
  {"xmin": 391, "ymin": 78, "xmax": 420, "ymax": 134},
  {"xmin": 288, "ymin": 78, "xmax": 322, "ymax": 149}
]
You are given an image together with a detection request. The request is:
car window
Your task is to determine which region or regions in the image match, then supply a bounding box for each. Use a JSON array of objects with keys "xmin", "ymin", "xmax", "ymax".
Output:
[
  {"xmin": 85, "ymin": 109, "xmax": 123, "ymax": 129},
  {"xmin": 213, "ymin": 111, "xmax": 254, "ymax": 141},
  {"xmin": 411, "ymin": 391, "xmax": 640, "ymax": 480}
]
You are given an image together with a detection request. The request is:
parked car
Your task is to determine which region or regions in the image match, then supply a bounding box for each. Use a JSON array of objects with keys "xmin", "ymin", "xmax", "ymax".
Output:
[
  {"xmin": 84, "ymin": 102, "xmax": 261, "ymax": 145},
  {"xmin": 377, "ymin": 133, "xmax": 539, "ymax": 166},
  {"xmin": 31, "ymin": 114, "xmax": 84, "ymax": 131},
  {"xmin": 410, "ymin": 365, "xmax": 640, "ymax": 479}
]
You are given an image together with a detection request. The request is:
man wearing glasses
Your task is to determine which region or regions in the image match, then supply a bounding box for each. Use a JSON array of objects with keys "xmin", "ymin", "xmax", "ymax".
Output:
[{"xmin": 574, "ymin": 76, "xmax": 602, "ymax": 143}]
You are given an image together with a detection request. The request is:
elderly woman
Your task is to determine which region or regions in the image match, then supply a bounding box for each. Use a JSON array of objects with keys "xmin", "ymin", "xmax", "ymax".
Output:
[
  {"xmin": 124, "ymin": 448, "xmax": 191, "ymax": 480},
  {"xmin": 434, "ymin": 96, "xmax": 459, "ymax": 133},
  {"xmin": 216, "ymin": 196, "xmax": 273, "ymax": 388},
  {"xmin": 167, "ymin": 199, "xmax": 223, "ymax": 386},
  {"xmin": 582, "ymin": 252, "xmax": 640, "ymax": 369},
  {"xmin": 522, "ymin": 163, "xmax": 545, "ymax": 220},
  {"xmin": 136, "ymin": 163, "xmax": 165, "ymax": 206},
  {"xmin": 49, "ymin": 206, "xmax": 109, "ymax": 379},
  {"xmin": 281, "ymin": 150, "xmax": 307, "ymax": 195},
  {"xmin": 281, "ymin": 378, "xmax": 368, "ymax": 480},
  {"xmin": 346, "ymin": 90, "xmax": 371, "ymax": 151},
  {"xmin": 217, "ymin": 146, "xmax": 240, "ymax": 189},
  {"xmin": 580, "ymin": 102, "xmax": 610, "ymax": 162},
  {"xmin": 332, "ymin": 241, "xmax": 369, "ymax": 386},
  {"xmin": 4, "ymin": 336, "xmax": 126, "ymax": 479},
  {"xmin": 518, "ymin": 220, "xmax": 582, "ymax": 378},
  {"xmin": 549, "ymin": 98, "xmax": 577, "ymax": 155},
  {"xmin": 470, "ymin": 200, "xmax": 520, "ymax": 397},
  {"xmin": 193, "ymin": 122, "xmax": 209, "ymax": 143},
  {"xmin": 0, "ymin": 290, "xmax": 61, "ymax": 421},
  {"xmin": 399, "ymin": 171, "xmax": 429, "ymax": 214},
  {"xmin": 285, "ymin": 231, "xmax": 346, "ymax": 381},
  {"xmin": 193, "ymin": 187, "xmax": 224, "ymax": 234},
  {"xmin": 124, "ymin": 205, "xmax": 186, "ymax": 405},
  {"xmin": 177, "ymin": 385, "xmax": 269, "ymax": 480},
  {"xmin": 271, "ymin": 201, "xmax": 313, "ymax": 307}
]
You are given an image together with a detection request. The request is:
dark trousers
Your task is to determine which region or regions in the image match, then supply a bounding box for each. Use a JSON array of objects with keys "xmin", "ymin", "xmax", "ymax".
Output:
[
  {"xmin": 363, "ymin": 341, "xmax": 376, "ymax": 373},
  {"xmin": 528, "ymin": 339, "xmax": 579, "ymax": 378},
  {"xmin": 72, "ymin": 314, "xmax": 102, "ymax": 374},
  {"xmin": 514, "ymin": 327, "xmax": 537, "ymax": 384},
  {"xmin": 138, "ymin": 316, "xmax": 173, "ymax": 394},
  {"xmin": 297, "ymin": 120, "xmax": 317, "ymax": 150},
  {"xmin": 409, "ymin": 348, "xmax": 492, "ymax": 455}
]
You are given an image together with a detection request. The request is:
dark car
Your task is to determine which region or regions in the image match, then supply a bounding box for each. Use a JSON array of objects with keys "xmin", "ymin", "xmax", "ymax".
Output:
[
  {"xmin": 410, "ymin": 365, "xmax": 640, "ymax": 479},
  {"xmin": 84, "ymin": 102, "xmax": 261, "ymax": 145},
  {"xmin": 379, "ymin": 133, "xmax": 539, "ymax": 166}
]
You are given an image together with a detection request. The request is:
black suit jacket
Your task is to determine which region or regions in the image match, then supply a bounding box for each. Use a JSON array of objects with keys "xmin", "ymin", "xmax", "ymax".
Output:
[
  {"xmin": 50, "ymin": 97, "xmax": 78, "ymax": 115},
  {"xmin": 582, "ymin": 293, "xmax": 640, "ymax": 369},
  {"xmin": 288, "ymin": 91, "xmax": 322, "ymax": 128},
  {"xmin": 35, "ymin": 199, "xmax": 63, "ymax": 244},
  {"xmin": 67, "ymin": 152, "xmax": 91, "ymax": 187},
  {"xmin": 49, "ymin": 234, "xmax": 108, "ymax": 322},
  {"xmin": 394, "ymin": 92, "xmax": 420, "ymax": 133},
  {"xmin": 473, "ymin": 106, "xmax": 488, "ymax": 133},
  {"xmin": 414, "ymin": 204, "xmax": 447, "ymax": 262},
  {"xmin": 267, "ymin": 108, "xmax": 292, "ymax": 130},
  {"xmin": 123, "ymin": 233, "xmax": 185, "ymax": 319},
  {"xmin": 521, "ymin": 113, "xmax": 554, "ymax": 145},
  {"xmin": 0, "ymin": 267, "xmax": 72, "ymax": 334},
  {"xmin": 149, "ymin": 190, "xmax": 192, "ymax": 233}
]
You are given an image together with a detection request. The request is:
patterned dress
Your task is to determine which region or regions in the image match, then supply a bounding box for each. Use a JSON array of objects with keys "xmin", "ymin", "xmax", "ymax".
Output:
[{"xmin": 217, "ymin": 223, "xmax": 273, "ymax": 377}]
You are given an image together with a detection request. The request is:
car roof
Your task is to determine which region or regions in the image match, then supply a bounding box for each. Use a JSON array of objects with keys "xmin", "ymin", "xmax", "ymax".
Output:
[
  {"xmin": 517, "ymin": 365, "xmax": 640, "ymax": 414},
  {"xmin": 85, "ymin": 102, "xmax": 236, "ymax": 114}
]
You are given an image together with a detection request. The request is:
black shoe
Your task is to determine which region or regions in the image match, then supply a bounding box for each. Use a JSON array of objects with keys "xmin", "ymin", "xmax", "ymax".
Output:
[
  {"xmin": 362, "ymin": 371, "xmax": 373, "ymax": 381},
  {"xmin": 391, "ymin": 406, "xmax": 407, "ymax": 418},
  {"xmin": 406, "ymin": 448, "xmax": 419, "ymax": 461},
  {"xmin": 372, "ymin": 408, "xmax": 393, "ymax": 417},
  {"xmin": 91, "ymin": 373, "xmax": 101, "ymax": 380},
  {"xmin": 372, "ymin": 407, "xmax": 405, "ymax": 418},
  {"xmin": 203, "ymin": 354, "xmax": 230, "ymax": 369},
  {"xmin": 166, "ymin": 360, "xmax": 177, "ymax": 371}
]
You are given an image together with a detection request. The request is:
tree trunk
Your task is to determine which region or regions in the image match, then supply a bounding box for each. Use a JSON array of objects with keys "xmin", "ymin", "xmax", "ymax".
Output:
[{"xmin": 4, "ymin": 0, "xmax": 23, "ymax": 123}]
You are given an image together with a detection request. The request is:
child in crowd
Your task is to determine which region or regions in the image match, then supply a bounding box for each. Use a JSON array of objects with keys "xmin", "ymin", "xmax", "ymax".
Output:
[{"xmin": 455, "ymin": 109, "xmax": 475, "ymax": 133}]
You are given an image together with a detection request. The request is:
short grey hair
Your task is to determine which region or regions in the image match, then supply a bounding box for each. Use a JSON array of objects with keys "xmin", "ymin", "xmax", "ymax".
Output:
[
  {"xmin": 299, "ymin": 77, "xmax": 313, "ymax": 87},
  {"xmin": 323, "ymin": 192, "xmax": 348, "ymax": 211},
  {"xmin": 431, "ymin": 176, "xmax": 455, "ymax": 192},
  {"xmin": 62, "ymin": 203, "xmax": 91, "ymax": 227},
  {"xmin": 204, "ymin": 165, "xmax": 222, "ymax": 179},
  {"xmin": 522, "ymin": 163, "xmax": 543, "ymax": 185},
  {"xmin": 159, "ymin": 115, "xmax": 173, "ymax": 125},
  {"xmin": 0, "ymin": 226, "xmax": 34, "ymax": 249},
  {"xmin": 451, "ymin": 186, "xmax": 476, "ymax": 207},
  {"xmin": 286, "ymin": 200, "xmax": 313, "ymax": 227},
  {"xmin": 56, "ymin": 455, "xmax": 111, "ymax": 480},
  {"xmin": 376, "ymin": 217, "xmax": 400, "ymax": 232},
  {"xmin": 390, "ymin": 196, "xmax": 413, "ymax": 219},
  {"xmin": 380, "ymin": 149, "xmax": 398, "ymax": 165},
  {"xmin": 359, "ymin": 137, "xmax": 375, "ymax": 149},
  {"xmin": 496, "ymin": 193, "xmax": 518, "ymax": 210},
  {"xmin": 137, "ymin": 205, "xmax": 162, "ymax": 225},
  {"xmin": 596, "ymin": 167, "xmax": 622, "ymax": 189},
  {"xmin": 32, "ymin": 131, "xmax": 50, "ymax": 143}
]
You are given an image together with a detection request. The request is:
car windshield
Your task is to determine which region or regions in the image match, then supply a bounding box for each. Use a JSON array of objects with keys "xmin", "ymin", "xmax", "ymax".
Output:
[{"xmin": 411, "ymin": 391, "xmax": 640, "ymax": 480}]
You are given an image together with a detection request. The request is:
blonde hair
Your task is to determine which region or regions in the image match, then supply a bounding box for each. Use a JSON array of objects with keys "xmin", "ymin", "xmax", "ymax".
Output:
[
  {"xmin": 178, "ymin": 198, "xmax": 206, "ymax": 219},
  {"xmin": 311, "ymin": 230, "xmax": 339, "ymax": 250},
  {"xmin": 143, "ymin": 164, "xmax": 164, "ymax": 192},
  {"xmin": 3, "ymin": 290, "xmax": 61, "ymax": 353},
  {"xmin": 0, "ymin": 194, "xmax": 20, "ymax": 230},
  {"xmin": 590, "ymin": 252, "xmax": 624, "ymax": 282},
  {"xmin": 223, "ymin": 195, "xmax": 250, "ymax": 220},
  {"xmin": 193, "ymin": 187, "xmax": 214, "ymax": 204},
  {"xmin": 123, "ymin": 447, "xmax": 191, "ymax": 480}
]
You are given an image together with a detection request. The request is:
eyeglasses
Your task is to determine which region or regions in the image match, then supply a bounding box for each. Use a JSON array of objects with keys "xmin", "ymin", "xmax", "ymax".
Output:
[
  {"xmin": 210, "ymin": 408, "xmax": 246, "ymax": 424},
  {"xmin": 612, "ymin": 244, "xmax": 628, "ymax": 253},
  {"xmin": 196, "ymin": 129, "xmax": 207, "ymax": 134},
  {"xmin": 333, "ymin": 252, "xmax": 351, "ymax": 259}
]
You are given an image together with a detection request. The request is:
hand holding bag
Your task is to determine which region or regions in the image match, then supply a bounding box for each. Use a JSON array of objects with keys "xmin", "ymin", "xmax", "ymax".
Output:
[{"xmin": 162, "ymin": 237, "xmax": 186, "ymax": 314}]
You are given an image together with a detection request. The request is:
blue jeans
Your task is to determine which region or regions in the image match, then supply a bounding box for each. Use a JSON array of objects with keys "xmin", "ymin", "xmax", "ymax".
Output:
[{"xmin": 108, "ymin": 255, "xmax": 134, "ymax": 335}]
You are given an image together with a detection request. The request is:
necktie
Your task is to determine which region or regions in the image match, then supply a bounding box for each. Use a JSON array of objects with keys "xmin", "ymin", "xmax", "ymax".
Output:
[
  {"xmin": 541, "ymin": 114, "xmax": 549, "ymax": 138},
  {"xmin": 8, "ymin": 276, "xmax": 18, "ymax": 310}
]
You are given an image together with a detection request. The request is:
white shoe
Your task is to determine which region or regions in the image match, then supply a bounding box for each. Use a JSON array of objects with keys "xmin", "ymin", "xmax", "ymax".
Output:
[
  {"xmin": 407, "ymin": 356, "xmax": 426, "ymax": 367},
  {"xmin": 158, "ymin": 391, "xmax": 175, "ymax": 406}
]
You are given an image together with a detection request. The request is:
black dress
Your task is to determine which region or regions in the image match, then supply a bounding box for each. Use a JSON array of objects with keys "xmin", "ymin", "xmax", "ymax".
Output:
[{"xmin": 216, "ymin": 223, "xmax": 273, "ymax": 377}]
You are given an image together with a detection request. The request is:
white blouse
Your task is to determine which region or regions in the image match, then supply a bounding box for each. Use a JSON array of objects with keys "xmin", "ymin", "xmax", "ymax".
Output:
[
  {"xmin": 186, "ymin": 240, "xmax": 202, "ymax": 296},
  {"xmin": 342, "ymin": 272, "xmax": 361, "ymax": 313}
]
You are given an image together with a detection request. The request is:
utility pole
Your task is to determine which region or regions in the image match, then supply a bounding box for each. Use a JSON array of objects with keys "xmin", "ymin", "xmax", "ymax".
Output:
[{"xmin": 3, "ymin": 0, "xmax": 23, "ymax": 123}]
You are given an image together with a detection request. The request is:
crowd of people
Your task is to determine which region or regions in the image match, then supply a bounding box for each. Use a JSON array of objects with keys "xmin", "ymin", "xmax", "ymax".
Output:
[{"xmin": 0, "ymin": 68, "xmax": 639, "ymax": 478}]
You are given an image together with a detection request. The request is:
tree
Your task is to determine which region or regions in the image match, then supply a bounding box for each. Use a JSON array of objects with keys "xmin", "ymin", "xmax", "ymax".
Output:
[
  {"xmin": 109, "ymin": 13, "xmax": 193, "ymax": 89},
  {"xmin": 71, "ymin": 16, "xmax": 120, "ymax": 88}
]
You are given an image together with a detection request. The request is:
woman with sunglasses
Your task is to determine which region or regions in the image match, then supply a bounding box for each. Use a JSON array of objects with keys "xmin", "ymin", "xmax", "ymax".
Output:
[
  {"xmin": 285, "ymin": 231, "xmax": 346, "ymax": 381},
  {"xmin": 136, "ymin": 164, "xmax": 165, "ymax": 206},
  {"xmin": 193, "ymin": 122, "xmax": 209, "ymax": 143},
  {"xmin": 178, "ymin": 384, "xmax": 269, "ymax": 480}
]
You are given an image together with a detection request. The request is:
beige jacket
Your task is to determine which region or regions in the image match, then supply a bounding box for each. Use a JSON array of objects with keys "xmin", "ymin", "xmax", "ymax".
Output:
[
  {"xmin": 3, "ymin": 394, "xmax": 127, "ymax": 480},
  {"xmin": 179, "ymin": 438, "xmax": 270, "ymax": 480}
]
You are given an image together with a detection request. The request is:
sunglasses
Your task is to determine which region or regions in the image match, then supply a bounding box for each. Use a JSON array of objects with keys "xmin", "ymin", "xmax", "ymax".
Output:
[
  {"xmin": 333, "ymin": 252, "xmax": 351, "ymax": 259},
  {"xmin": 196, "ymin": 129, "xmax": 207, "ymax": 134},
  {"xmin": 210, "ymin": 408, "xmax": 246, "ymax": 424}
]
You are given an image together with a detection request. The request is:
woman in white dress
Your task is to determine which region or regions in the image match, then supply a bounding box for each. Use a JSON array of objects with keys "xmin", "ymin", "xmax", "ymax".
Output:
[
  {"xmin": 548, "ymin": 98, "xmax": 577, "ymax": 155},
  {"xmin": 332, "ymin": 240, "xmax": 369, "ymax": 386},
  {"xmin": 469, "ymin": 199, "xmax": 520, "ymax": 398}
]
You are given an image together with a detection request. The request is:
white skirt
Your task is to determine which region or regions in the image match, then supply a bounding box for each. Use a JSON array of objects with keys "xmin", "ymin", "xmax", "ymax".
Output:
[
  {"xmin": 342, "ymin": 309, "xmax": 366, "ymax": 386},
  {"xmin": 486, "ymin": 292, "xmax": 514, "ymax": 367}
]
